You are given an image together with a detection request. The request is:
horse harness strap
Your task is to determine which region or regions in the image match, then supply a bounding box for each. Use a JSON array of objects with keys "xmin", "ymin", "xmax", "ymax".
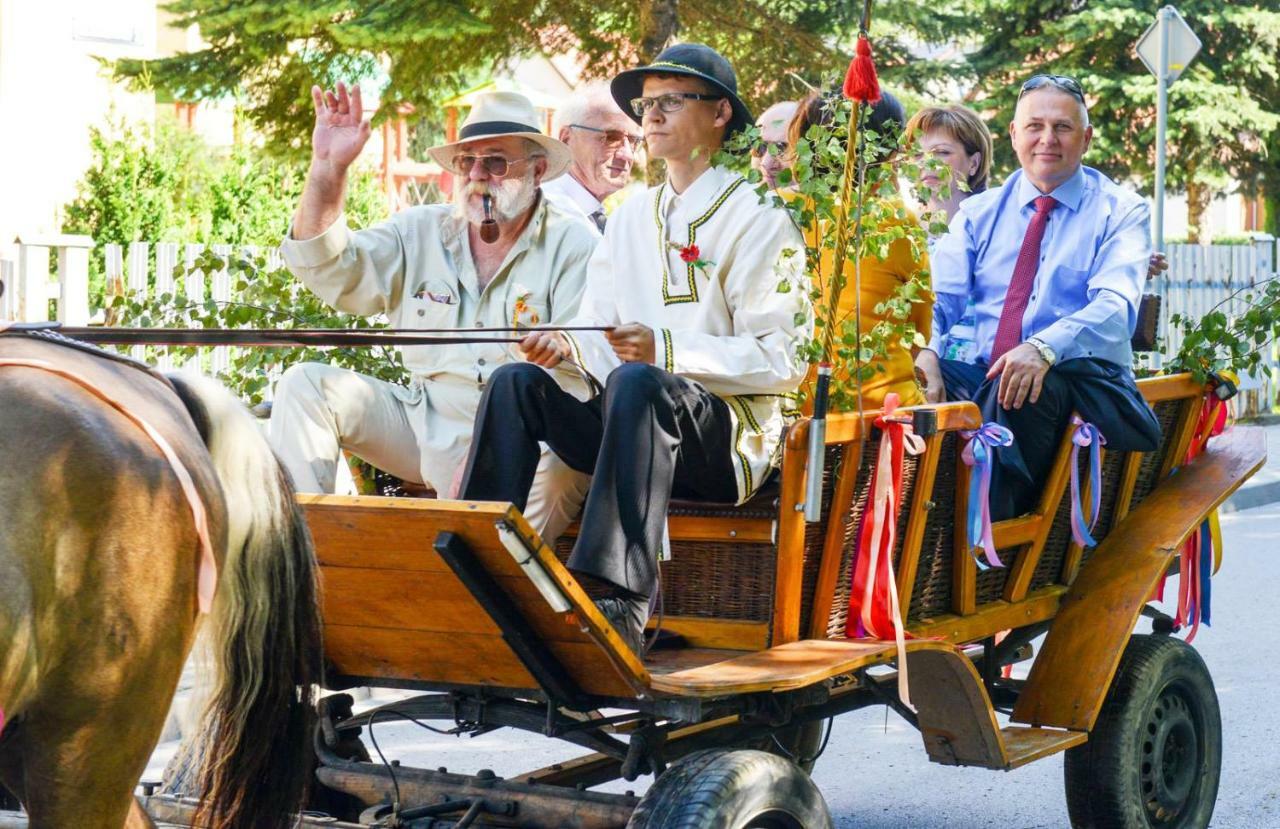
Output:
[{"xmin": 0, "ymin": 354, "xmax": 218, "ymax": 615}]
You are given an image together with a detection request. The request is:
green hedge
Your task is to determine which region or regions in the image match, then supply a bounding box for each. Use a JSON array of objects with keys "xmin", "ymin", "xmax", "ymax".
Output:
[{"xmin": 62, "ymin": 114, "xmax": 388, "ymax": 307}]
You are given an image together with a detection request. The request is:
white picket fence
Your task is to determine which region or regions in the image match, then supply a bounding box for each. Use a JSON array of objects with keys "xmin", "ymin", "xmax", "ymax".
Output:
[
  {"xmin": 1153, "ymin": 237, "xmax": 1279, "ymax": 413},
  {"xmin": 100, "ymin": 241, "xmax": 284, "ymax": 374}
]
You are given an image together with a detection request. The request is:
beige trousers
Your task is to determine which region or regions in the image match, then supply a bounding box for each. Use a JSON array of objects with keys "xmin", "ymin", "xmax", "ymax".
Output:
[{"xmin": 267, "ymin": 362, "xmax": 588, "ymax": 541}]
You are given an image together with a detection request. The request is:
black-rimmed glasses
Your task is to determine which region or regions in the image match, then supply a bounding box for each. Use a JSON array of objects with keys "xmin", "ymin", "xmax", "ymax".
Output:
[
  {"xmin": 569, "ymin": 124, "xmax": 643, "ymax": 150},
  {"xmin": 629, "ymin": 92, "xmax": 723, "ymax": 117},
  {"xmin": 1018, "ymin": 74, "xmax": 1086, "ymax": 104},
  {"xmin": 453, "ymin": 155, "xmax": 531, "ymax": 177}
]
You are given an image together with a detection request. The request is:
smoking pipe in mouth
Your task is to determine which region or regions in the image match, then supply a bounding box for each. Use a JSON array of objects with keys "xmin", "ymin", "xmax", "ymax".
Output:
[{"xmin": 479, "ymin": 194, "xmax": 499, "ymax": 244}]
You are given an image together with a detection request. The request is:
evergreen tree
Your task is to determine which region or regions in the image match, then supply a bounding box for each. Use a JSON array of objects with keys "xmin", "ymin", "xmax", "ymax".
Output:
[{"xmin": 116, "ymin": 0, "xmax": 956, "ymax": 158}]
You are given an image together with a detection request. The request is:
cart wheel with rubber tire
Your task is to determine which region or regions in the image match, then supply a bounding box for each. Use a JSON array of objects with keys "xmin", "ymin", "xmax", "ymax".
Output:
[
  {"xmin": 1063, "ymin": 634, "xmax": 1221, "ymax": 829},
  {"xmin": 627, "ymin": 749, "xmax": 832, "ymax": 829}
]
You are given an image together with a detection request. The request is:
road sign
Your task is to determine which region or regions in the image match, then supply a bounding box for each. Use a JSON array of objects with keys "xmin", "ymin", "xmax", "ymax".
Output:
[
  {"xmin": 1138, "ymin": 6, "xmax": 1202, "ymax": 258},
  {"xmin": 1136, "ymin": 6, "xmax": 1202, "ymax": 84}
]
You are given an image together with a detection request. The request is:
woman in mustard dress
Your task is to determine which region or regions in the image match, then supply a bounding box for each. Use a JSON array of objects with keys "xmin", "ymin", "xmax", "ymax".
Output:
[{"xmin": 783, "ymin": 89, "xmax": 932, "ymax": 411}]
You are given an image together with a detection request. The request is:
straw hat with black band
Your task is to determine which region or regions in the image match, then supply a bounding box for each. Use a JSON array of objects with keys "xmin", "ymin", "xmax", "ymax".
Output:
[
  {"xmin": 427, "ymin": 91, "xmax": 572, "ymax": 180},
  {"xmin": 610, "ymin": 43, "xmax": 754, "ymax": 138}
]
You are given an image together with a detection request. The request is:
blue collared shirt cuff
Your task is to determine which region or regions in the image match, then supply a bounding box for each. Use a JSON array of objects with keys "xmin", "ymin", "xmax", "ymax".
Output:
[{"xmin": 1036, "ymin": 323, "xmax": 1076, "ymax": 362}]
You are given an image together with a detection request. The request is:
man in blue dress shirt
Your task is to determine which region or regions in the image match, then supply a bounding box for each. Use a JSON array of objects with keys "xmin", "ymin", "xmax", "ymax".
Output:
[{"xmin": 915, "ymin": 75, "xmax": 1159, "ymax": 519}]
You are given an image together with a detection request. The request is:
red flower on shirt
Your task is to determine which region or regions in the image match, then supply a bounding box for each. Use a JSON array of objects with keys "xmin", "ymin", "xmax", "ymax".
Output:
[{"xmin": 679, "ymin": 244, "xmax": 701, "ymax": 263}]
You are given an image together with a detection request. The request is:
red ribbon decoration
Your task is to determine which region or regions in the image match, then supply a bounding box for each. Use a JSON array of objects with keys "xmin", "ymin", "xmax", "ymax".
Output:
[
  {"xmin": 846, "ymin": 393, "xmax": 925, "ymax": 707},
  {"xmin": 1168, "ymin": 393, "xmax": 1228, "ymax": 642},
  {"xmin": 843, "ymin": 35, "xmax": 881, "ymax": 104}
]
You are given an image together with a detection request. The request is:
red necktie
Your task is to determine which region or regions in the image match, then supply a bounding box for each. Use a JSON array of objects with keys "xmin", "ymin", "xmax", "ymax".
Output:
[{"xmin": 991, "ymin": 195, "xmax": 1058, "ymax": 361}]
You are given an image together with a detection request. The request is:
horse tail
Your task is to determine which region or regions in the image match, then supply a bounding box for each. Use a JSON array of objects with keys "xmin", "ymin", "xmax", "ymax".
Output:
[{"xmin": 168, "ymin": 374, "xmax": 323, "ymax": 829}]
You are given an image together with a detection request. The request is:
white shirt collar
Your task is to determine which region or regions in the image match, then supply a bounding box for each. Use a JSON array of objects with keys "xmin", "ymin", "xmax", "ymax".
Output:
[
  {"xmin": 542, "ymin": 172, "xmax": 604, "ymax": 218},
  {"xmin": 658, "ymin": 165, "xmax": 734, "ymax": 219}
]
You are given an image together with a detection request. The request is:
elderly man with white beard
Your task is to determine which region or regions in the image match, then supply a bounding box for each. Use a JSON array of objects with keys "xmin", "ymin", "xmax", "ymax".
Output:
[{"xmin": 268, "ymin": 86, "xmax": 597, "ymax": 538}]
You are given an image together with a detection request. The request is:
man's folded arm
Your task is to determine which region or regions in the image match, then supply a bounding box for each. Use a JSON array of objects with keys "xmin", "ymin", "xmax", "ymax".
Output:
[{"xmin": 1034, "ymin": 199, "xmax": 1149, "ymax": 362}]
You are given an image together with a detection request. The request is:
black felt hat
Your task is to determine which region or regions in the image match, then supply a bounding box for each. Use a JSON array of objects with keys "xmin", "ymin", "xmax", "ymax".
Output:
[{"xmin": 610, "ymin": 43, "xmax": 753, "ymax": 137}]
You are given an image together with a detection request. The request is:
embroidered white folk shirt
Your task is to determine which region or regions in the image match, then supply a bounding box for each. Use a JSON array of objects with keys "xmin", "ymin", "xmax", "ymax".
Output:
[
  {"xmin": 280, "ymin": 198, "xmax": 596, "ymax": 488},
  {"xmin": 564, "ymin": 165, "xmax": 812, "ymax": 503}
]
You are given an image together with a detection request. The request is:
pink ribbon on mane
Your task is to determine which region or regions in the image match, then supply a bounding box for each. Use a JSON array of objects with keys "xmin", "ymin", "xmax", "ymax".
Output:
[{"xmin": 0, "ymin": 353, "xmax": 217, "ymax": 614}]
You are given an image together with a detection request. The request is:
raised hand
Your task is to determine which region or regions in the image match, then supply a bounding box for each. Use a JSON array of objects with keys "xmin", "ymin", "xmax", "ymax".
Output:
[{"xmin": 310, "ymin": 82, "xmax": 372, "ymax": 176}]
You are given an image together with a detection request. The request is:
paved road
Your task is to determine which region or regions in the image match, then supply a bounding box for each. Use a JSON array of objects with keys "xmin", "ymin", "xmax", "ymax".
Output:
[{"xmin": 144, "ymin": 502, "xmax": 1280, "ymax": 827}]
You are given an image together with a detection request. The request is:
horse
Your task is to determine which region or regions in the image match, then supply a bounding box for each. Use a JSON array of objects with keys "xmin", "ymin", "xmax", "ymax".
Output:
[{"xmin": 0, "ymin": 332, "xmax": 322, "ymax": 828}]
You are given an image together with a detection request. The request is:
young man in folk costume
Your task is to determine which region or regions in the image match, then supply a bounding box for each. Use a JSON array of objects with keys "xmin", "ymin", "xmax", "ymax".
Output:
[{"xmin": 459, "ymin": 43, "xmax": 811, "ymax": 653}]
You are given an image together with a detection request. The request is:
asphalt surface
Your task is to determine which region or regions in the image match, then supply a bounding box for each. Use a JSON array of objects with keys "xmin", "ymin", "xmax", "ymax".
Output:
[{"xmin": 141, "ymin": 425, "xmax": 1280, "ymax": 827}]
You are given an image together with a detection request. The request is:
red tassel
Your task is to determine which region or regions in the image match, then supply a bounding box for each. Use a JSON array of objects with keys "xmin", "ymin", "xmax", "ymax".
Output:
[{"xmin": 843, "ymin": 35, "xmax": 881, "ymax": 104}]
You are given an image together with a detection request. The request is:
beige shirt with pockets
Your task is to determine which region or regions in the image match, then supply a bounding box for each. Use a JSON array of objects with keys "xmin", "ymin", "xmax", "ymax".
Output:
[{"xmin": 280, "ymin": 196, "xmax": 596, "ymax": 492}]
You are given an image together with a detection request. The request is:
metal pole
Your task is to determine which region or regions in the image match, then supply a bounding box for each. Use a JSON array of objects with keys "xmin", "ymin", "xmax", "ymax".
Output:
[
  {"xmin": 1151, "ymin": 7, "xmax": 1170, "ymax": 370},
  {"xmin": 1154, "ymin": 6, "xmax": 1170, "ymax": 253}
]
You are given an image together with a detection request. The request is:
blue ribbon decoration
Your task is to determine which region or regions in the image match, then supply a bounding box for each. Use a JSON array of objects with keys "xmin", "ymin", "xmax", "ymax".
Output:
[
  {"xmin": 1069, "ymin": 417, "xmax": 1107, "ymax": 548},
  {"xmin": 960, "ymin": 423, "xmax": 1014, "ymax": 570}
]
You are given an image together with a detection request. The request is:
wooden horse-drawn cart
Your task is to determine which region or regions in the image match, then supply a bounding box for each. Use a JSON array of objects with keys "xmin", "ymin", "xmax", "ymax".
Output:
[{"xmin": 142, "ymin": 373, "xmax": 1264, "ymax": 828}]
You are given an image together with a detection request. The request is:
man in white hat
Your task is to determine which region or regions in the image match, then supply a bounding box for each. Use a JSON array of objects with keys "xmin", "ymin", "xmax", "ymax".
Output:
[{"xmin": 268, "ymin": 83, "xmax": 594, "ymax": 538}]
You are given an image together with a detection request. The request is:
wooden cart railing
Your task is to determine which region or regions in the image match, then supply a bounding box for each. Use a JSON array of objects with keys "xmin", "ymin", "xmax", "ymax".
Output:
[{"xmin": 550, "ymin": 373, "xmax": 1218, "ymax": 653}]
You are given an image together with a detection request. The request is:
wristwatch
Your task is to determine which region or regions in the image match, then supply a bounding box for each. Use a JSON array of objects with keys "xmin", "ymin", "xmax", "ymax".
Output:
[{"xmin": 1025, "ymin": 336, "xmax": 1057, "ymax": 366}]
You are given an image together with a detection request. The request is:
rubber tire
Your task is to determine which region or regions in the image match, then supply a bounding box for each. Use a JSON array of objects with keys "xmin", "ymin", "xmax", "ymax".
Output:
[
  {"xmin": 1063, "ymin": 634, "xmax": 1221, "ymax": 829},
  {"xmin": 627, "ymin": 749, "xmax": 831, "ymax": 829}
]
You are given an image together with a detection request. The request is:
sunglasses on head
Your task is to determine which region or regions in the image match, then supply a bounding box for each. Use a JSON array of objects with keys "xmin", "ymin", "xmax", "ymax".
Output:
[{"xmin": 1018, "ymin": 74, "xmax": 1086, "ymax": 104}]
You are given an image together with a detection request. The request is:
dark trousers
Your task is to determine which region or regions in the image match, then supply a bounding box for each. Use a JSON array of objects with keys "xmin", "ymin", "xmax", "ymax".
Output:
[
  {"xmin": 460, "ymin": 362, "xmax": 739, "ymax": 598},
  {"xmin": 939, "ymin": 359, "xmax": 1073, "ymax": 520}
]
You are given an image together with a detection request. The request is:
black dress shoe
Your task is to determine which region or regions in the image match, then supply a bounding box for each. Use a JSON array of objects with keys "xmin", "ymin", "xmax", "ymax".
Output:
[{"xmin": 594, "ymin": 594, "xmax": 649, "ymax": 655}]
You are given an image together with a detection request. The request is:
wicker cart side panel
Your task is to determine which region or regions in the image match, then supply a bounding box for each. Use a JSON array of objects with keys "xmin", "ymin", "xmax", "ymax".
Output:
[
  {"xmin": 975, "ymin": 545, "xmax": 1026, "ymax": 604},
  {"xmin": 797, "ymin": 444, "xmax": 849, "ymax": 637},
  {"xmin": 1073, "ymin": 446, "xmax": 1128, "ymax": 571},
  {"xmin": 818, "ymin": 439, "xmax": 877, "ymax": 638},
  {"xmin": 1129, "ymin": 398, "xmax": 1188, "ymax": 508},
  {"xmin": 1032, "ymin": 446, "xmax": 1128, "ymax": 589},
  {"xmin": 553, "ymin": 535, "xmax": 780, "ymax": 621},
  {"xmin": 822, "ymin": 445, "xmax": 921, "ymax": 638},
  {"xmin": 906, "ymin": 433, "xmax": 959, "ymax": 623}
]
